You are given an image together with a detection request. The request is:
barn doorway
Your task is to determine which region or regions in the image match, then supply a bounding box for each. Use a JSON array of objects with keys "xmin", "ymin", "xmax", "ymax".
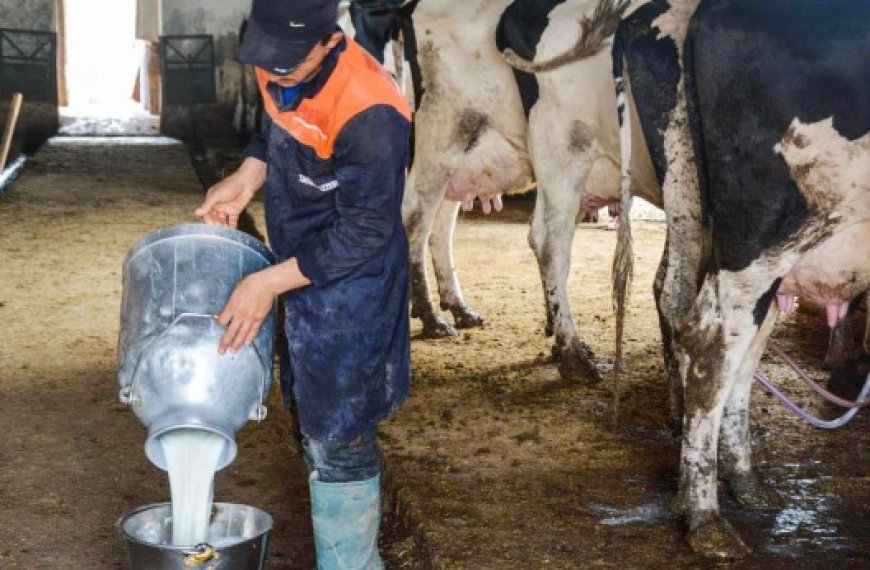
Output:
[{"xmin": 58, "ymin": 0, "xmax": 159, "ymax": 135}]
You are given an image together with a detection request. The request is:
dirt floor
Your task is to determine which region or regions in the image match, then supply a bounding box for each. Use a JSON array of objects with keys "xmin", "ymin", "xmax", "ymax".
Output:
[
  {"xmin": 0, "ymin": 138, "xmax": 867, "ymax": 569},
  {"xmin": 383, "ymin": 204, "xmax": 869, "ymax": 569},
  {"xmin": 0, "ymin": 138, "xmax": 318, "ymax": 568}
]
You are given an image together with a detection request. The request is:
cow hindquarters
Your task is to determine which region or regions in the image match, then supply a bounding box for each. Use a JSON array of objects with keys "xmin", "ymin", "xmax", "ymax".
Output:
[{"xmin": 428, "ymin": 199, "xmax": 485, "ymax": 330}]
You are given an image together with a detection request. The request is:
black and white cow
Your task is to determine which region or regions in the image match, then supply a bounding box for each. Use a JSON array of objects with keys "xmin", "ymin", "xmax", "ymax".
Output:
[
  {"xmin": 403, "ymin": 0, "xmax": 660, "ymax": 382},
  {"xmin": 618, "ymin": 0, "xmax": 869, "ymax": 558}
]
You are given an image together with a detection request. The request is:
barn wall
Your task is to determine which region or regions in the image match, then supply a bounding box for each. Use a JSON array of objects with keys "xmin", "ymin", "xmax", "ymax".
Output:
[
  {"xmin": 0, "ymin": 0, "xmax": 55, "ymax": 29},
  {"xmin": 159, "ymin": 0, "xmax": 258, "ymax": 143},
  {"xmin": 0, "ymin": 0, "xmax": 59, "ymax": 164}
]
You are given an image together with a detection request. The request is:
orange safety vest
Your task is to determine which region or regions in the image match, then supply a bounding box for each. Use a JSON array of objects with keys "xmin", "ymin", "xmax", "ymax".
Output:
[{"xmin": 255, "ymin": 38, "xmax": 411, "ymax": 160}]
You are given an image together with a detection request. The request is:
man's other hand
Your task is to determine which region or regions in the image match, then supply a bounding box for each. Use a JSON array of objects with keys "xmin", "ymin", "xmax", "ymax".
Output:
[
  {"xmin": 194, "ymin": 157, "xmax": 266, "ymax": 227},
  {"xmin": 216, "ymin": 271, "xmax": 276, "ymax": 354}
]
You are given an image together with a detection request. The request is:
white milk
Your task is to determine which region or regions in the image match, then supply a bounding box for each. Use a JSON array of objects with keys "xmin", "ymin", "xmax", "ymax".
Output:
[{"xmin": 160, "ymin": 429, "xmax": 226, "ymax": 546}]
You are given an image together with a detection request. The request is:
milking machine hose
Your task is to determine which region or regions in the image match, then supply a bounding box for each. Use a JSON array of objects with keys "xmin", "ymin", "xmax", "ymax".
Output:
[{"xmin": 754, "ymin": 370, "xmax": 870, "ymax": 429}]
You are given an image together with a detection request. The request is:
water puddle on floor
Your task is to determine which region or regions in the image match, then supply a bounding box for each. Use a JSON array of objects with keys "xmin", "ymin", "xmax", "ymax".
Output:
[
  {"xmin": 589, "ymin": 497, "xmax": 677, "ymax": 526},
  {"xmin": 760, "ymin": 478, "xmax": 850, "ymax": 556},
  {"xmin": 727, "ymin": 475, "xmax": 867, "ymax": 560},
  {"xmin": 588, "ymin": 473, "xmax": 866, "ymax": 563}
]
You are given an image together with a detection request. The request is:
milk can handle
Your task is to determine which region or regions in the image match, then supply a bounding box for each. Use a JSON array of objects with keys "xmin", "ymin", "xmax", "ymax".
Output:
[
  {"xmin": 120, "ymin": 312, "xmax": 269, "ymax": 419},
  {"xmin": 249, "ymin": 339, "xmax": 269, "ymax": 422}
]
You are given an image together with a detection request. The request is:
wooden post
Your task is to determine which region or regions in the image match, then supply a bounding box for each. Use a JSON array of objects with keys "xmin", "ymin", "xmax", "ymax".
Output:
[
  {"xmin": 0, "ymin": 92, "xmax": 25, "ymax": 172},
  {"xmin": 56, "ymin": 0, "xmax": 69, "ymax": 107}
]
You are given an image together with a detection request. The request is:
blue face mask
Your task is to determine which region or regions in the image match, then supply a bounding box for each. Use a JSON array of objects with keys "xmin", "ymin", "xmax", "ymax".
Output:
[{"xmin": 280, "ymin": 83, "xmax": 304, "ymax": 106}]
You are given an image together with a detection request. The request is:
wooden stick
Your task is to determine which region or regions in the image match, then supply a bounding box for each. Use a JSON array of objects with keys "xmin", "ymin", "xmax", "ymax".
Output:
[{"xmin": 0, "ymin": 92, "xmax": 25, "ymax": 172}]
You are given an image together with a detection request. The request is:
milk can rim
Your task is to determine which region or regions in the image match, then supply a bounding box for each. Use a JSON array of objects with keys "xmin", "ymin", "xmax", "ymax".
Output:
[{"xmin": 123, "ymin": 224, "xmax": 275, "ymax": 269}]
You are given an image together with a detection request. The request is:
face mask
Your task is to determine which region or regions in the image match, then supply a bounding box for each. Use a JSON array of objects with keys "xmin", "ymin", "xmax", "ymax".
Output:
[{"xmin": 280, "ymin": 83, "xmax": 304, "ymax": 106}]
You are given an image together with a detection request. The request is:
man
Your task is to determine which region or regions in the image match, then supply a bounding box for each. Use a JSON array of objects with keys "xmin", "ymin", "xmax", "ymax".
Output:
[{"xmin": 194, "ymin": 0, "xmax": 412, "ymax": 567}]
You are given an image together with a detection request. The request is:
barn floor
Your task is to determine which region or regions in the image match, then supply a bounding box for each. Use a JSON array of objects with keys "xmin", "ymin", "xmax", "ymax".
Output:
[{"xmin": 0, "ymin": 138, "xmax": 867, "ymax": 568}]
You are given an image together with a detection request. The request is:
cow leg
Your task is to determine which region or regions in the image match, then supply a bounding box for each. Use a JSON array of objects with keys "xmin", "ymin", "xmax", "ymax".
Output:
[
  {"xmin": 825, "ymin": 315, "xmax": 856, "ymax": 370},
  {"xmin": 428, "ymin": 198, "xmax": 485, "ymax": 330},
  {"xmin": 403, "ymin": 164, "xmax": 456, "ymax": 338},
  {"xmin": 825, "ymin": 295, "xmax": 867, "ymax": 397},
  {"xmin": 652, "ymin": 79, "xmax": 707, "ymax": 427},
  {"xmin": 718, "ymin": 303, "xmax": 784, "ymax": 510},
  {"xmin": 674, "ymin": 271, "xmax": 785, "ymax": 559},
  {"xmin": 528, "ymin": 174, "xmax": 600, "ymax": 384},
  {"xmin": 655, "ymin": 212, "xmax": 706, "ymax": 429},
  {"xmin": 653, "ymin": 238, "xmax": 684, "ymax": 429},
  {"xmin": 654, "ymin": 189, "xmax": 708, "ymax": 431}
]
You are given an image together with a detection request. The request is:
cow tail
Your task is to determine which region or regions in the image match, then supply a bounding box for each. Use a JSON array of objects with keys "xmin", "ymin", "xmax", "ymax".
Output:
[
  {"xmin": 610, "ymin": 29, "xmax": 634, "ymax": 423},
  {"xmin": 502, "ymin": 0, "xmax": 630, "ymax": 74}
]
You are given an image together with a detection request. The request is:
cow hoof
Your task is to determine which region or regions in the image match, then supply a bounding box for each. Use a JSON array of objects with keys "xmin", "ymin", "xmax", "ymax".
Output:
[
  {"xmin": 687, "ymin": 516, "xmax": 751, "ymax": 559},
  {"xmin": 422, "ymin": 315, "xmax": 458, "ymax": 339},
  {"xmin": 553, "ymin": 340, "xmax": 601, "ymax": 384},
  {"xmin": 448, "ymin": 305, "xmax": 485, "ymax": 329},
  {"xmin": 728, "ymin": 473, "xmax": 785, "ymax": 509}
]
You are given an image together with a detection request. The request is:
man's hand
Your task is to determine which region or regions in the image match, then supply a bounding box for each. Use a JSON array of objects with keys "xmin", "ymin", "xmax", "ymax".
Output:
[
  {"xmin": 216, "ymin": 272, "xmax": 277, "ymax": 354},
  {"xmin": 195, "ymin": 157, "xmax": 267, "ymax": 227},
  {"xmin": 216, "ymin": 259, "xmax": 312, "ymax": 355}
]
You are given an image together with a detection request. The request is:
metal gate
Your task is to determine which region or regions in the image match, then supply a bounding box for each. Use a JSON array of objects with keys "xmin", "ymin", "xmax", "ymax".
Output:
[
  {"xmin": 160, "ymin": 35, "xmax": 216, "ymax": 105},
  {"xmin": 0, "ymin": 28, "xmax": 57, "ymax": 103}
]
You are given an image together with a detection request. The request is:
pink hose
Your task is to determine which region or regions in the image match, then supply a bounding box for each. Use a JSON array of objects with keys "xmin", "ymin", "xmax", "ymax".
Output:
[
  {"xmin": 753, "ymin": 371, "xmax": 869, "ymax": 429},
  {"xmin": 767, "ymin": 339, "xmax": 870, "ymax": 408}
]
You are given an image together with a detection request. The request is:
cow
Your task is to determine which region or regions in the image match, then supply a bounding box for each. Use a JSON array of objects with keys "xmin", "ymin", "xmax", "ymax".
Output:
[
  {"xmin": 503, "ymin": 0, "xmax": 704, "ymax": 412},
  {"xmin": 778, "ymin": 291, "xmax": 868, "ymax": 400},
  {"xmin": 616, "ymin": 0, "xmax": 869, "ymax": 558},
  {"xmin": 820, "ymin": 293, "xmax": 868, "ymax": 395},
  {"xmin": 402, "ymin": 0, "xmax": 661, "ymax": 382}
]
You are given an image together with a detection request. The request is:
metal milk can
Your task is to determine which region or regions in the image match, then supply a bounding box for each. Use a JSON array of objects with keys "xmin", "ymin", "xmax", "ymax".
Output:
[{"xmin": 117, "ymin": 224, "xmax": 277, "ymax": 471}]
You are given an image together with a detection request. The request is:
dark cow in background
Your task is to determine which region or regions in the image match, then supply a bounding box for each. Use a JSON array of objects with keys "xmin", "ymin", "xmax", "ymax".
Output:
[
  {"xmin": 822, "ymin": 292, "xmax": 868, "ymax": 390},
  {"xmin": 618, "ymin": 0, "xmax": 869, "ymax": 558}
]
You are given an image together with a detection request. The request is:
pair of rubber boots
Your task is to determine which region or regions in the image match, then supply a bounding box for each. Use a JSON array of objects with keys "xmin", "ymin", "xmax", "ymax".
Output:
[{"xmin": 310, "ymin": 475, "xmax": 384, "ymax": 570}]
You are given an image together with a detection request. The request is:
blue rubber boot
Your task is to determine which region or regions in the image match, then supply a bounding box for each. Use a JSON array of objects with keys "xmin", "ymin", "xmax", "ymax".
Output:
[{"xmin": 310, "ymin": 475, "xmax": 384, "ymax": 570}]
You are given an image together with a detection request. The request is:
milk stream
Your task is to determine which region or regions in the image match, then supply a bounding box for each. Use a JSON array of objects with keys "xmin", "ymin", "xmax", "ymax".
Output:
[{"xmin": 160, "ymin": 429, "xmax": 226, "ymax": 546}]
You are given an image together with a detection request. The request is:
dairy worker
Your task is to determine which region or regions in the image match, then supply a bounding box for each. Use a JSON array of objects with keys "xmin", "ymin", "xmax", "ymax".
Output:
[{"xmin": 194, "ymin": 0, "xmax": 412, "ymax": 566}]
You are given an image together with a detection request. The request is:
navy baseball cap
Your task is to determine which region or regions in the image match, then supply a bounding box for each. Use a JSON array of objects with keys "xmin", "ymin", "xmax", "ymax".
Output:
[{"xmin": 239, "ymin": 0, "xmax": 339, "ymax": 74}]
